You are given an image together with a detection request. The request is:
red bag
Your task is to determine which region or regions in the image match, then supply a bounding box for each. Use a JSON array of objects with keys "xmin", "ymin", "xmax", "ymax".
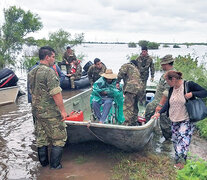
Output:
[{"xmin": 65, "ymin": 110, "xmax": 84, "ymax": 121}]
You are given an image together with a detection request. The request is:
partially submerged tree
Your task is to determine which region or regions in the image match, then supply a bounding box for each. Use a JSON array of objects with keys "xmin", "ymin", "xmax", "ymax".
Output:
[
  {"xmin": 23, "ymin": 29, "xmax": 85, "ymax": 69},
  {"xmin": 46, "ymin": 29, "xmax": 84, "ymax": 61},
  {"xmin": 0, "ymin": 6, "xmax": 43, "ymax": 68},
  {"xmin": 138, "ymin": 40, "xmax": 159, "ymax": 50}
]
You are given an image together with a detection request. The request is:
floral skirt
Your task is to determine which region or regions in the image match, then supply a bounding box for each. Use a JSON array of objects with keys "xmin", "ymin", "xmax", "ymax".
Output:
[{"xmin": 171, "ymin": 120, "xmax": 194, "ymax": 163}]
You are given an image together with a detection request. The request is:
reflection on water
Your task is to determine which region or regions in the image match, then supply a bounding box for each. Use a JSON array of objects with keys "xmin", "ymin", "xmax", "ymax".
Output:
[
  {"xmin": 1, "ymin": 44, "xmax": 207, "ymax": 179},
  {"xmin": 0, "ymin": 93, "xmax": 38, "ymax": 179}
]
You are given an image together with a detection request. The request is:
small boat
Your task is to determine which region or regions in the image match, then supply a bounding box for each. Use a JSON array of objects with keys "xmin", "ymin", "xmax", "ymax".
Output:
[
  {"xmin": 59, "ymin": 61, "xmax": 92, "ymax": 90},
  {"xmin": 0, "ymin": 86, "xmax": 19, "ymax": 106},
  {"xmin": 64, "ymin": 86, "xmax": 157, "ymax": 151},
  {"xmin": 61, "ymin": 74, "xmax": 90, "ymax": 90},
  {"xmin": 0, "ymin": 68, "xmax": 19, "ymax": 106}
]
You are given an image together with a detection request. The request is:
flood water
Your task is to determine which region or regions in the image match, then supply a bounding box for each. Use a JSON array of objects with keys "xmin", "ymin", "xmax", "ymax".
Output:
[{"xmin": 1, "ymin": 44, "xmax": 207, "ymax": 179}]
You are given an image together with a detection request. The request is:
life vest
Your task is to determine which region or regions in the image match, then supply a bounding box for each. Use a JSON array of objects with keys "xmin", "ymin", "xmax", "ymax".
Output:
[
  {"xmin": 71, "ymin": 64, "xmax": 76, "ymax": 74},
  {"xmin": 52, "ymin": 65, "xmax": 59, "ymax": 77},
  {"xmin": 70, "ymin": 60, "xmax": 81, "ymax": 74}
]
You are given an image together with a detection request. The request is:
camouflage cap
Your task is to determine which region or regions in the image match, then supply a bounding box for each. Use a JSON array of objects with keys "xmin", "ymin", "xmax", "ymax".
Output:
[{"xmin": 160, "ymin": 54, "xmax": 174, "ymax": 65}]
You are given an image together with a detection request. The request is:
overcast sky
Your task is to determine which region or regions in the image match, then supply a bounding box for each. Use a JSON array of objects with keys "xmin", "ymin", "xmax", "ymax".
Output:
[{"xmin": 1, "ymin": 0, "xmax": 207, "ymax": 43}]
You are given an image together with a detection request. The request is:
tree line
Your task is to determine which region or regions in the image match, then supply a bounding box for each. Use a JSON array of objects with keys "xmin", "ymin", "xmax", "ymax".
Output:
[{"xmin": 0, "ymin": 6, "xmax": 84, "ymax": 69}]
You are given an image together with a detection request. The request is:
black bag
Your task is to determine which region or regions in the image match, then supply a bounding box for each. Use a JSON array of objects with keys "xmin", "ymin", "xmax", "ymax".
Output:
[{"xmin": 185, "ymin": 81, "xmax": 207, "ymax": 122}]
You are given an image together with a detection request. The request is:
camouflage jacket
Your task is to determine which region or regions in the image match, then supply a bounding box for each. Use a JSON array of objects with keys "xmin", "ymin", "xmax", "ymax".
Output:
[
  {"xmin": 116, "ymin": 63, "xmax": 143, "ymax": 94},
  {"xmin": 72, "ymin": 63, "xmax": 82, "ymax": 79},
  {"xmin": 153, "ymin": 68, "xmax": 175, "ymax": 102},
  {"xmin": 62, "ymin": 51, "xmax": 76, "ymax": 64},
  {"xmin": 28, "ymin": 64, "xmax": 62, "ymax": 119},
  {"xmin": 87, "ymin": 63, "xmax": 106, "ymax": 85},
  {"xmin": 136, "ymin": 55, "xmax": 155, "ymax": 82}
]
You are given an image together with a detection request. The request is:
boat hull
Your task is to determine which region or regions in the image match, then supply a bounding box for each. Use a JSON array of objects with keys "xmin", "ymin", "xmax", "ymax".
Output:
[
  {"xmin": 64, "ymin": 88, "xmax": 157, "ymax": 151},
  {"xmin": 0, "ymin": 86, "xmax": 19, "ymax": 106}
]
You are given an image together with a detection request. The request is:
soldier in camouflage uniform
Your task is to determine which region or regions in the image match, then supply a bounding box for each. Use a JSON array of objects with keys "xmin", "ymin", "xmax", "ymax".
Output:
[
  {"xmin": 62, "ymin": 46, "xmax": 77, "ymax": 74},
  {"xmin": 116, "ymin": 60, "xmax": 143, "ymax": 126},
  {"xmin": 28, "ymin": 46, "xmax": 67, "ymax": 169},
  {"xmin": 66, "ymin": 59, "xmax": 82, "ymax": 89},
  {"xmin": 145, "ymin": 54, "xmax": 175, "ymax": 140},
  {"xmin": 136, "ymin": 46, "xmax": 155, "ymax": 105},
  {"xmin": 87, "ymin": 58, "xmax": 107, "ymax": 86}
]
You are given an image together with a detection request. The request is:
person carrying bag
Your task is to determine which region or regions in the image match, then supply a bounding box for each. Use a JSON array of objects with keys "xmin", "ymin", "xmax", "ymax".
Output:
[{"xmin": 152, "ymin": 71, "xmax": 207, "ymax": 169}]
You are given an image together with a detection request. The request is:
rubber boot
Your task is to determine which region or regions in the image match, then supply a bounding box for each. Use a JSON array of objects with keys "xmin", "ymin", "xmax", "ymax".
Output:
[
  {"xmin": 50, "ymin": 146, "xmax": 63, "ymax": 169},
  {"xmin": 37, "ymin": 146, "xmax": 49, "ymax": 167}
]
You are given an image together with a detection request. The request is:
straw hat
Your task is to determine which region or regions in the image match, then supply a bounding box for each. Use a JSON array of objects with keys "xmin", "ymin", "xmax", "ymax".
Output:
[
  {"xmin": 160, "ymin": 54, "xmax": 174, "ymax": 65},
  {"xmin": 101, "ymin": 69, "xmax": 117, "ymax": 79}
]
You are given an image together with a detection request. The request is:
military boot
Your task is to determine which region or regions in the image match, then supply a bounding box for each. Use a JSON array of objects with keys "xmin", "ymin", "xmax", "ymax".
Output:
[
  {"xmin": 37, "ymin": 146, "xmax": 49, "ymax": 167},
  {"xmin": 50, "ymin": 146, "xmax": 63, "ymax": 169}
]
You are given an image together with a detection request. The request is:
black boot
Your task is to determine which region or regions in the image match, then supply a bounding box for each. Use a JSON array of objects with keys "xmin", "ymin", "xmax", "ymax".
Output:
[
  {"xmin": 37, "ymin": 146, "xmax": 49, "ymax": 167},
  {"xmin": 50, "ymin": 146, "xmax": 63, "ymax": 169}
]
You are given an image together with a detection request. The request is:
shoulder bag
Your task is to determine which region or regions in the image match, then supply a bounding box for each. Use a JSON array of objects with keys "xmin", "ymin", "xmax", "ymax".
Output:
[{"xmin": 185, "ymin": 81, "xmax": 207, "ymax": 122}]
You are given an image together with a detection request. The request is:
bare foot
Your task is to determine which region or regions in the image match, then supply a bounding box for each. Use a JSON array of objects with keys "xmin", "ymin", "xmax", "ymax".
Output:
[{"xmin": 174, "ymin": 163, "xmax": 184, "ymax": 170}]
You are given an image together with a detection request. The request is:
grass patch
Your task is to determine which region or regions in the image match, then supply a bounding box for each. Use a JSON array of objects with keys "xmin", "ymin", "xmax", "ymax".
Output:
[
  {"xmin": 196, "ymin": 118, "xmax": 207, "ymax": 140},
  {"xmin": 177, "ymin": 156, "xmax": 207, "ymax": 180},
  {"xmin": 111, "ymin": 153, "xmax": 176, "ymax": 180}
]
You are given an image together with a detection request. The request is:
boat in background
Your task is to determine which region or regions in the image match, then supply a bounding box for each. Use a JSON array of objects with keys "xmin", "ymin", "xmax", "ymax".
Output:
[
  {"xmin": 0, "ymin": 68, "xmax": 19, "ymax": 88},
  {"xmin": 0, "ymin": 68, "xmax": 19, "ymax": 106},
  {"xmin": 64, "ymin": 86, "xmax": 157, "ymax": 151},
  {"xmin": 58, "ymin": 61, "xmax": 92, "ymax": 90}
]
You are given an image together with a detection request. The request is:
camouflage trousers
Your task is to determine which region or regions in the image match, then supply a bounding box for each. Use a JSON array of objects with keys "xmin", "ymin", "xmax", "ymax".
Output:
[
  {"xmin": 33, "ymin": 115, "xmax": 67, "ymax": 147},
  {"xmin": 145, "ymin": 100, "xmax": 172, "ymax": 140},
  {"xmin": 123, "ymin": 92, "xmax": 139, "ymax": 126},
  {"xmin": 70, "ymin": 76, "xmax": 75, "ymax": 89},
  {"xmin": 140, "ymin": 79, "xmax": 147, "ymax": 104}
]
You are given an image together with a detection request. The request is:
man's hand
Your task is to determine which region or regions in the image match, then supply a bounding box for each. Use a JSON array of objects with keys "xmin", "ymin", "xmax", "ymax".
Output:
[
  {"xmin": 61, "ymin": 111, "xmax": 67, "ymax": 121},
  {"xmin": 100, "ymin": 91, "xmax": 107, "ymax": 95},
  {"xmin": 152, "ymin": 112, "xmax": 160, "ymax": 120},
  {"xmin": 52, "ymin": 92, "xmax": 67, "ymax": 121},
  {"xmin": 67, "ymin": 74, "xmax": 72, "ymax": 77},
  {"xmin": 155, "ymin": 105, "xmax": 162, "ymax": 113},
  {"xmin": 116, "ymin": 83, "xmax": 120, "ymax": 89}
]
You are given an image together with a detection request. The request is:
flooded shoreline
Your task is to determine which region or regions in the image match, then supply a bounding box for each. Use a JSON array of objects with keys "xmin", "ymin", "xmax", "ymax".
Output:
[
  {"xmin": 1, "ymin": 42, "xmax": 207, "ymax": 179},
  {"xmin": 1, "ymin": 95, "xmax": 206, "ymax": 180}
]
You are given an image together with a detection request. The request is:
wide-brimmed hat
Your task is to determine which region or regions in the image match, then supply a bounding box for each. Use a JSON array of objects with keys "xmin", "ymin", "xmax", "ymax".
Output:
[
  {"xmin": 101, "ymin": 69, "xmax": 117, "ymax": 79},
  {"xmin": 160, "ymin": 54, "xmax": 174, "ymax": 65}
]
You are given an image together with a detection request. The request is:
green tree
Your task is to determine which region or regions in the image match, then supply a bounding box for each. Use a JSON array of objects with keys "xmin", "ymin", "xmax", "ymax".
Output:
[
  {"xmin": 47, "ymin": 29, "xmax": 84, "ymax": 61},
  {"xmin": 22, "ymin": 29, "xmax": 85, "ymax": 69},
  {"xmin": 0, "ymin": 6, "xmax": 43, "ymax": 68},
  {"xmin": 148, "ymin": 42, "xmax": 159, "ymax": 49},
  {"xmin": 138, "ymin": 40, "xmax": 148, "ymax": 48},
  {"xmin": 34, "ymin": 29, "xmax": 84, "ymax": 62},
  {"xmin": 128, "ymin": 42, "xmax": 137, "ymax": 48},
  {"xmin": 138, "ymin": 40, "xmax": 159, "ymax": 49}
]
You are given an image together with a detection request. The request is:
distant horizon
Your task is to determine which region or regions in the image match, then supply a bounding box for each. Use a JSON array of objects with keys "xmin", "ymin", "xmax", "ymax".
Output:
[
  {"xmin": 1, "ymin": 1, "xmax": 207, "ymax": 44},
  {"xmin": 81, "ymin": 41, "xmax": 207, "ymax": 45}
]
